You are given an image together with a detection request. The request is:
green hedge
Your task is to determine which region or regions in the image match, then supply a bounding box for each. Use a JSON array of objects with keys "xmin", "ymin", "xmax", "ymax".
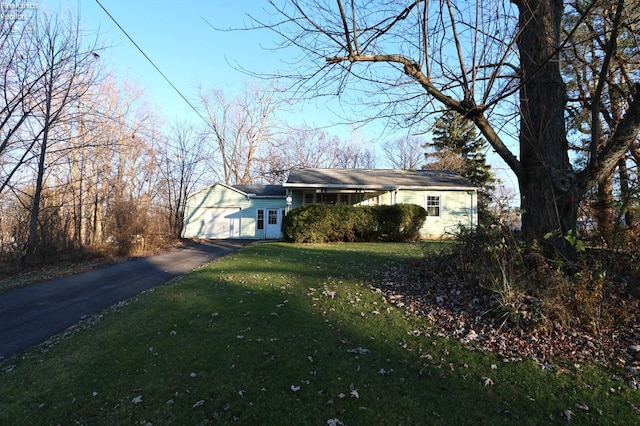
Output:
[{"xmin": 282, "ymin": 203, "xmax": 427, "ymax": 243}]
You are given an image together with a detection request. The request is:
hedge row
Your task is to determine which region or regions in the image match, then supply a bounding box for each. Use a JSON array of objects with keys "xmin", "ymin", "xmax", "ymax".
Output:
[{"xmin": 282, "ymin": 203, "xmax": 427, "ymax": 243}]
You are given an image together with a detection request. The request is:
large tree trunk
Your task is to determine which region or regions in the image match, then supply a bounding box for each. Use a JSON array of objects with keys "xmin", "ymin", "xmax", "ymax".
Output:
[
  {"xmin": 514, "ymin": 0, "xmax": 578, "ymax": 255},
  {"xmin": 24, "ymin": 142, "xmax": 47, "ymax": 265}
]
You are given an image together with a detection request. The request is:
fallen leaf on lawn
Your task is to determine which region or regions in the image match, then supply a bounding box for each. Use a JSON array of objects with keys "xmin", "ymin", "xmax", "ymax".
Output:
[
  {"xmin": 480, "ymin": 376, "xmax": 494, "ymax": 386},
  {"xmin": 347, "ymin": 347, "xmax": 370, "ymax": 354},
  {"xmin": 327, "ymin": 418, "xmax": 344, "ymax": 426},
  {"xmin": 350, "ymin": 384, "xmax": 359, "ymax": 399},
  {"xmin": 337, "ymin": 393, "xmax": 346, "ymax": 399},
  {"xmin": 291, "ymin": 385, "xmax": 301, "ymax": 392},
  {"xmin": 192, "ymin": 400, "xmax": 205, "ymax": 409},
  {"xmin": 132, "ymin": 395, "xmax": 143, "ymax": 404},
  {"xmin": 563, "ymin": 409, "xmax": 574, "ymax": 421},
  {"xmin": 491, "ymin": 364, "xmax": 498, "ymax": 370},
  {"xmin": 322, "ymin": 290, "xmax": 336, "ymax": 298},
  {"xmin": 575, "ymin": 403, "xmax": 589, "ymax": 411}
]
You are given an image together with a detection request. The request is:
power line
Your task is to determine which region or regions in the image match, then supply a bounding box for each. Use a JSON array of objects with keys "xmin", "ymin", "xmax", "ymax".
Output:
[{"xmin": 94, "ymin": 0, "xmax": 209, "ymax": 126}]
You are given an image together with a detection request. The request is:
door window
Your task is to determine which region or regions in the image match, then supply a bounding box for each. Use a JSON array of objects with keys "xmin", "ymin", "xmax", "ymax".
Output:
[{"xmin": 268, "ymin": 210, "xmax": 278, "ymax": 225}]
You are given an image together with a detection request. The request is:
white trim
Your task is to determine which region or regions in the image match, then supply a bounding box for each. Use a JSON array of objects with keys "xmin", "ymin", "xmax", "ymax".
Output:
[{"xmin": 425, "ymin": 193, "xmax": 442, "ymax": 218}]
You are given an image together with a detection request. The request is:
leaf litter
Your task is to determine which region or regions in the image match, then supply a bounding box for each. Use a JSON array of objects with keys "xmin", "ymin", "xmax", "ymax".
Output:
[{"xmin": 371, "ymin": 264, "xmax": 640, "ymax": 384}]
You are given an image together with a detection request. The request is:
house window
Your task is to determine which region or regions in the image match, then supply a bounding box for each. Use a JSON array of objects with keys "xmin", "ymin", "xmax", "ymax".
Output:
[
  {"xmin": 268, "ymin": 210, "xmax": 278, "ymax": 225},
  {"xmin": 340, "ymin": 194, "xmax": 350, "ymax": 204},
  {"xmin": 426, "ymin": 195, "xmax": 441, "ymax": 217},
  {"xmin": 257, "ymin": 210, "xmax": 264, "ymax": 230}
]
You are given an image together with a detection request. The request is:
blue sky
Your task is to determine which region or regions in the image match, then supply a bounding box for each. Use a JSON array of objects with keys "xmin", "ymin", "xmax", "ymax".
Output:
[
  {"xmin": 75, "ymin": 1, "xmax": 296, "ymax": 119},
  {"xmin": 44, "ymin": 1, "xmax": 377, "ymax": 139}
]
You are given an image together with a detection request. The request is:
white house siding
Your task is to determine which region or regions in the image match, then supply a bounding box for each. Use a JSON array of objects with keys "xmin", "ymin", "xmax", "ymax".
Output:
[
  {"xmin": 396, "ymin": 189, "xmax": 477, "ymax": 237},
  {"xmin": 182, "ymin": 185, "xmax": 250, "ymax": 239},
  {"xmin": 182, "ymin": 184, "xmax": 288, "ymax": 239},
  {"xmin": 241, "ymin": 198, "xmax": 288, "ymax": 239}
]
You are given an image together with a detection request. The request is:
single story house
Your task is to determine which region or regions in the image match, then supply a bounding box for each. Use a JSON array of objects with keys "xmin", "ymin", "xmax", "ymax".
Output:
[
  {"xmin": 181, "ymin": 168, "xmax": 477, "ymax": 240},
  {"xmin": 181, "ymin": 184, "xmax": 288, "ymax": 239}
]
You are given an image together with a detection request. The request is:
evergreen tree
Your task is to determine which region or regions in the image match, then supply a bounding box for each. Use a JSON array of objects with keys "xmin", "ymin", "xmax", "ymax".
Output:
[{"xmin": 425, "ymin": 111, "xmax": 495, "ymax": 193}]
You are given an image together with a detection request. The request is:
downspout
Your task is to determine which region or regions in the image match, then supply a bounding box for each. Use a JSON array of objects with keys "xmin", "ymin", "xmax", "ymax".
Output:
[{"xmin": 469, "ymin": 190, "xmax": 476, "ymax": 229}]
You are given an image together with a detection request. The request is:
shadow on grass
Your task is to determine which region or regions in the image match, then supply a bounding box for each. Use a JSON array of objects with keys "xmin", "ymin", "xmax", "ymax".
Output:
[{"xmin": 0, "ymin": 242, "xmax": 637, "ymax": 425}]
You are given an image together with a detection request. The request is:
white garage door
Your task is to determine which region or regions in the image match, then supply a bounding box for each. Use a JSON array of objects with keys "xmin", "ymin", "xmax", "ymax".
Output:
[{"xmin": 203, "ymin": 208, "xmax": 241, "ymax": 239}]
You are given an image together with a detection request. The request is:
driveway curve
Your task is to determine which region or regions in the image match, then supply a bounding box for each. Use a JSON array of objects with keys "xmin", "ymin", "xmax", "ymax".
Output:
[{"xmin": 0, "ymin": 239, "xmax": 252, "ymax": 360}]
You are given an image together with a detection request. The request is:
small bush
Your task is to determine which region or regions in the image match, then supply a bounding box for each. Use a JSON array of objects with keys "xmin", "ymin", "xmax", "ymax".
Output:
[
  {"xmin": 282, "ymin": 204, "xmax": 426, "ymax": 243},
  {"xmin": 421, "ymin": 222, "xmax": 640, "ymax": 334}
]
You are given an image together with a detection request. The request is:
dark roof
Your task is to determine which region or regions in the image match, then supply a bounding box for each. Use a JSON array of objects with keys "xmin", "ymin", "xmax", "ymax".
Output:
[
  {"xmin": 232, "ymin": 184, "xmax": 287, "ymax": 197},
  {"xmin": 284, "ymin": 168, "xmax": 476, "ymax": 189}
]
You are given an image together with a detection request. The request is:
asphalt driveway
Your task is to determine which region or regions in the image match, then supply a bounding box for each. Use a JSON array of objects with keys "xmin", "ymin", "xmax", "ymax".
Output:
[{"xmin": 0, "ymin": 239, "xmax": 252, "ymax": 360}]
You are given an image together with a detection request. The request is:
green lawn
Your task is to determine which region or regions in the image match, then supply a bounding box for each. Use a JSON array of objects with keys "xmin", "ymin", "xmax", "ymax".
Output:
[{"xmin": 1, "ymin": 242, "xmax": 638, "ymax": 425}]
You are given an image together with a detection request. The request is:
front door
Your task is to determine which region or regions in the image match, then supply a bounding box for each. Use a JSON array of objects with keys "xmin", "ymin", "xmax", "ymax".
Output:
[{"xmin": 265, "ymin": 209, "xmax": 281, "ymax": 239}]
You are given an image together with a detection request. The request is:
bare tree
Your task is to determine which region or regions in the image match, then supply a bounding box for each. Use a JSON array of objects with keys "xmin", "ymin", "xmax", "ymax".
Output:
[
  {"xmin": 562, "ymin": 1, "xmax": 640, "ymax": 241},
  {"xmin": 259, "ymin": 125, "xmax": 341, "ymax": 183},
  {"xmin": 198, "ymin": 83, "xmax": 283, "ymax": 185},
  {"xmin": 22, "ymin": 10, "xmax": 102, "ymax": 265},
  {"xmin": 381, "ymin": 136, "xmax": 424, "ymax": 170},
  {"xmin": 0, "ymin": 8, "xmax": 43, "ymax": 194},
  {"xmin": 255, "ymin": 0, "xmax": 640, "ymax": 256},
  {"xmin": 334, "ymin": 140, "xmax": 376, "ymax": 169},
  {"xmin": 159, "ymin": 118, "xmax": 206, "ymax": 237}
]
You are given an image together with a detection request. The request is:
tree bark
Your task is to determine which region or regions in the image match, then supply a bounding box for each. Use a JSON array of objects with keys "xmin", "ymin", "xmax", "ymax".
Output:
[
  {"xmin": 513, "ymin": 0, "xmax": 578, "ymax": 254},
  {"xmin": 24, "ymin": 90, "xmax": 52, "ymax": 265}
]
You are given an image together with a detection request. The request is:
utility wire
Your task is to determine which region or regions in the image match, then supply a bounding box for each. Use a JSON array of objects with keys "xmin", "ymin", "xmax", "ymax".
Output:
[{"xmin": 94, "ymin": 0, "xmax": 209, "ymax": 126}]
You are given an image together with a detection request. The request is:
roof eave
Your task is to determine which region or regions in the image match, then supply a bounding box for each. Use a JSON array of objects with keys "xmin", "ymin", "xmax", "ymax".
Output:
[
  {"xmin": 396, "ymin": 185, "xmax": 478, "ymax": 191},
  {"xmin": 283, "ymin": 183, "xmax": 397, "ymax": 190},
  {"xmin": 284, "ymin": 183, "xmax": 477, "ymax": 191},
  {"xmin": 247, "ymin": 195, "xmax": 287, "ymax": 199}
]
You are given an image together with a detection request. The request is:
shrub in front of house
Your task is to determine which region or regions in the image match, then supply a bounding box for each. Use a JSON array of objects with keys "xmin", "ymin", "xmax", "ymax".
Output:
[
  {"xmin": 372, "ymin": 203, "xmax": 427, "ymax": 242},
  {"xmin": 282, "ymin": 204, "xmax": 426, "ymax": 243}
]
